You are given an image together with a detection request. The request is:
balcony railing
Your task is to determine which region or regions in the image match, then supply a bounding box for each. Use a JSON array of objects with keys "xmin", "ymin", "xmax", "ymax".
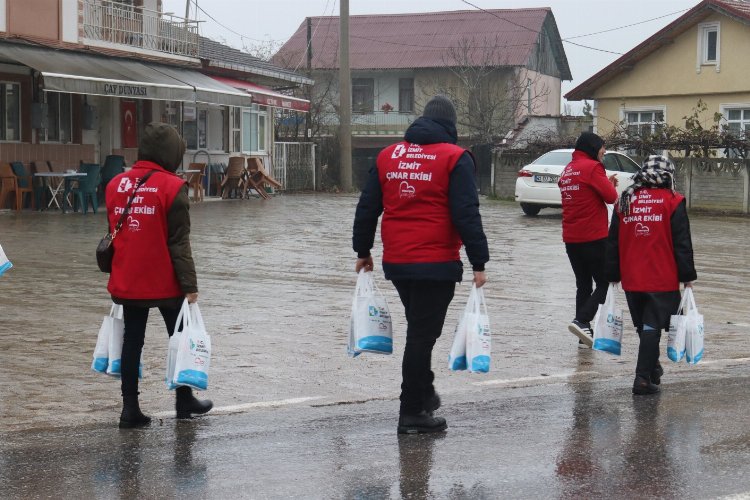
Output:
[
  {"xmin": 319, "ymin": 111, "xmax": 416, "ymax": 136},
  {"xmin": 83, "ymin": 0, "xmax": 199, "ymax": 58}
]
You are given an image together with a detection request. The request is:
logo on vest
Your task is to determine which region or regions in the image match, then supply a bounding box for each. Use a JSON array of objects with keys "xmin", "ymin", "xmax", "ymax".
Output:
[
  {"xmin": 634, "ymin": 223, "xmax": 651, "ymax": 237},
  {"xmin": 117, "ymin": 178, "xmax": 133, "ymax": 193},
  {"xmin": 399, "ymin": 181, "xmax": 416, "ymax": 199},
  {"xmin": 392, "ymin": 144, "xmax": 407, "ymax": 159},
  {"xmin": 127, "ymin": 216, "xmax": 141, "ymax": 232}
]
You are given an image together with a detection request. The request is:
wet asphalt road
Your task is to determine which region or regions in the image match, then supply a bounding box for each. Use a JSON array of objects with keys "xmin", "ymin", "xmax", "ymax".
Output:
[
  {"xmin": 3, "ymin": 364, "xmax": 750, "ymax": 499},
  {"xmin": 1, "ymin": 195, "xmax": 749, "ymax": 498}
]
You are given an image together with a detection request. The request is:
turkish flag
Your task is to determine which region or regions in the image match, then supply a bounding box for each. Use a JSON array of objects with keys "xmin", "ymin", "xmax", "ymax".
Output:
[{"xmin": 121, "ymin": 100, "xmax": 138, "ymax": 148}]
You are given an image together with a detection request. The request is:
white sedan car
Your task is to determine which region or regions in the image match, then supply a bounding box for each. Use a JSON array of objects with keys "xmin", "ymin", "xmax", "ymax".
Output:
[{"xmin": 514, "ymin": 148, "xmax": 639, "ymax": 216}]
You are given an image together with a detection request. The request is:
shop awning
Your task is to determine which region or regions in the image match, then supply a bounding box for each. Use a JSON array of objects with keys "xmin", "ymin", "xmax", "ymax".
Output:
[
  {"xmin": 211, "ymin": 76, "xmax": 310, "ymax": 112},
  {"xmin": 1, "ymin": 44, "xmax": 251, "ymax": 107}
]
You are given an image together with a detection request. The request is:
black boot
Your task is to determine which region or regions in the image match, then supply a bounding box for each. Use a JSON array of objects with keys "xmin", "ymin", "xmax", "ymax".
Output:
[
  {"xmin": 398, "ymin": 411, "xmax": 447, "ymax": 434},
  {"xmin": 175, "ymin": 386, "xmax": 213, "ymax": 419},
  {"xmin": 119, "ymin": 394, "xmax": 151, "ymax": 429},
  {"xmin": 633, "ymin": 330, "xmax": 661, "ymax": 396},
  {"xmin": 651, "ymin": 361, "xmax": 664, "ymax": 386},
  {"xmin": 425, "ymin": 392, "xmax": 441, "ymax": 415}
]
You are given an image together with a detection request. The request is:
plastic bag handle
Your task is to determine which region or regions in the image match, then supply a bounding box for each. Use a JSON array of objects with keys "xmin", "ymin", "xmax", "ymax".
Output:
[
  {"xmin": 684, "ymin": 288, "xmax": 698, "ymax": 315},
  {"xmin": 173, "ymin": 299, "xmax": 192, "ymax": 333},
  {"xmin": 675, "ymin": 288, "xmax": 691, "ymax": 316},
  {"xmin": 473, "ymin": 285, "xmax": 489, "ymax": 318}
]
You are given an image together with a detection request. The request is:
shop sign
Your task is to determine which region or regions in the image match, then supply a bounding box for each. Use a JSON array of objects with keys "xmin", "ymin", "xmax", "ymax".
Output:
[{"xmin": 103, "ymin": 83, "xmax": 149, "ymax": 97}]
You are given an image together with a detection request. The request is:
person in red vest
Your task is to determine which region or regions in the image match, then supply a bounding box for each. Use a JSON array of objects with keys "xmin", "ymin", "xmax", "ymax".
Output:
[
  {"xmin": 558, "ymin": 132, "xmax": 619, "ymax": 346},
  {"xmin": 353, "ymin": 95, "xmax": 489, "ymax": 434},
  {"xmin": 605, "ymin": 155, "xmax": 696, "ymax": 394},
  {"xmin": 106, "ymin": 122, "xmax": 212, "ymax": 428}
]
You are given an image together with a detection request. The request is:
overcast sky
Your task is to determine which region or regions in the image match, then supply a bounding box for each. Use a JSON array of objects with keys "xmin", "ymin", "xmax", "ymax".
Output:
[{"xmin": 163, "ymin": 0, "xmax": 703, "ymax": 111}]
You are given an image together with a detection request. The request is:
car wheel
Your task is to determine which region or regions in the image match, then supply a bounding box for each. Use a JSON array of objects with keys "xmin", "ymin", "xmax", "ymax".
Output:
[{"xmin": 520, "ymin": 203, "xmax": 542, "ymax": 216}]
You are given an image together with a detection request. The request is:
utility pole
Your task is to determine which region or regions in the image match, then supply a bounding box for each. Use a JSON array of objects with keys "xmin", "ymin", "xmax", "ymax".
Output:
[
  {"xmin": 339, "ymin": 0, "xmax": 352, "ymax": 191},
  {"xmin": 305, "ymin": 17, "xmax": 312, "ymax": 141}
]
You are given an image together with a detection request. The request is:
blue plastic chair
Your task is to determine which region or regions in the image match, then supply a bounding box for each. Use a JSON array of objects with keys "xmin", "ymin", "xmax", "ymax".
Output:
[
  {"xmin": 69, "ymin": 163, "xmax": 101, "ymax": 214},
  {"xmin": 99, "ymin": 155, "xmax": 126, "ymax": 203},
  {"xmin": 10, "ymin": 162, "xmax": 34, "ymax": 210}
]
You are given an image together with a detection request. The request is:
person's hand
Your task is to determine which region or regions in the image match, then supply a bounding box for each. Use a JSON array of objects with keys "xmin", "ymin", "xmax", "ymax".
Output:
[
  {"xmin": 473, "ymin": 271, "xmax": 487, "ymax": 288},
  {"xmin": 683, "ymin": 281, "xmax": 694, "ymax": 289},
  {"xmin": 608, "ymin": 173, "xmax": 619, "ymax": 188},
  {"xmin": 186, "ymin": 292, "xmax": 199, "ymax": 303},
  {"xmin": 355, "ymin": 256, "xmax": 373, "ymax": 273}
]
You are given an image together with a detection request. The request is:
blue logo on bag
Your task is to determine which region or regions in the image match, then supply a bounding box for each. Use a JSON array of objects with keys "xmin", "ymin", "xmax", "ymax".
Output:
[
  {"xmin": 607, "ymin": 313, "xmax": 615, "ymax": 324},
  {"xmin": 369, "ymin": 306, "xmax": 379, "ymax": 317}
]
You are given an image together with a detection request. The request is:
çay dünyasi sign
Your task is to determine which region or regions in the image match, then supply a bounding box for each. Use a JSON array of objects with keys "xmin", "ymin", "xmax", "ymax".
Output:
[{"xmin": 103, "ymin": 83, "xmax": 148, "ymax": 97}]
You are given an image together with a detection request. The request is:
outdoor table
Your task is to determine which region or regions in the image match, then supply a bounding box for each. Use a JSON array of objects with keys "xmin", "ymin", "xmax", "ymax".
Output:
[
  {"xmin": 33, "ymin": 172, "xmax": 87, "ymax": 210},
  {"xmin": 176, "ymin": 169, "xmax": 200, "ymax": 178}
]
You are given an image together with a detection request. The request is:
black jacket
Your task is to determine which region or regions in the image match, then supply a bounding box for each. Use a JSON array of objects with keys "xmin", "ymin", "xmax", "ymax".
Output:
[
  {"xmin": 604, "ymin": 198, "xmax": 697, "ymax": 283},
  {"xmin": 352, "ymin": 117, "xmax": 489, "ymax": 282}
]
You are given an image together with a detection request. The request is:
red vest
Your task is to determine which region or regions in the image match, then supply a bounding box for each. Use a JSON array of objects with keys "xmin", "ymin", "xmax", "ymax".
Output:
[
  {"xmin": 377, "ymin": 141, "xmax": 465, "ymax": 264},
  {"xmin": 106, "ymin": 161, "xmax": 186, "ymax": 299},
  {"xmin": 559, "ymin": 151, "xmax": 618, "ymax": 243},
  {"xmin": 617, "ymin": 188, "xmax": 685, "ymax": 292}
]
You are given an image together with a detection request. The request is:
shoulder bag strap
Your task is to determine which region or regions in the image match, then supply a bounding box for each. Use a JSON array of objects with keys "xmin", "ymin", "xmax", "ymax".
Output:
[{"xmin": 111, "ymin": 170, "xmax": 157, "ymax": 239}]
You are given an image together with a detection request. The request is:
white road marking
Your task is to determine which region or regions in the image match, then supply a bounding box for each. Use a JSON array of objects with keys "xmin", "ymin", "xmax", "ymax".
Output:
[
  {"xmin": 472, "ymin": 371, "xmax": 599, "ymax": 387},
  {"xmin": 152, "ymin": 396, "xmax": 325, "ymax": 418}
]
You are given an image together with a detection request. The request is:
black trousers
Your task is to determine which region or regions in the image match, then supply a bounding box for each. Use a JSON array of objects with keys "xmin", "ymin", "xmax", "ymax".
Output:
[
  {"xmin": 565, "ymin": 238, "xmax": 608, "ymax": 324},
  {"xmin": 121, "ymin": 305, "xmax": 181, "ymax": 398},
  {"xmin": 392, "ymin": 280, "xmax": 456, "ymax": 415}
]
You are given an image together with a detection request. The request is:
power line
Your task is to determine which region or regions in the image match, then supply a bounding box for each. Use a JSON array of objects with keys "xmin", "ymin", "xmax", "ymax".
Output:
[
  {"xmin": 563, "ymin": 40, "xmax": 622, "ymax": 55},
  {"xmin": 563, "ymin": 8, "xmax": 689, "ymax": 40},
  {"xmin": 459, "ymin": 0, "xmax": 539, "ymax": 33},
  {"xmin": 189, "ymin": 0, "xmax": 283, "ymax": 44},
  {"xmin": 293, "ymin": 0, "xmax": 337, "ymax": 72}
]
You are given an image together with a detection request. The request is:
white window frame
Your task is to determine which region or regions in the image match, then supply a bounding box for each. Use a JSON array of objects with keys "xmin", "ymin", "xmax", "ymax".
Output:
[
  {"xmin": 240, "ymin": 104, "xmax": 268, "ymax": 154},
  {"xmin": 720, "ymin": 102, "xmax": 750, "ymax": 136},
  {"xmin": 696, "ymin": 22, "xmax": 720, "ymax": 73},
  {"xmin": 41, "ymin": 91, "xmax": 73, "ymax": 144},
  {"xmin": 0, "ymin": 81, "xmax": 21, "ymax": 142},
  {"xmin": 620, "ymin": 105, "xmax": 666, "ymax": 136}
]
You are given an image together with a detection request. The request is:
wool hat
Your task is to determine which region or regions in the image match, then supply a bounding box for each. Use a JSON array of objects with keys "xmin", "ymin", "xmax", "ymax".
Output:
[
  {"xmin": 138, "ymin": 122, "xmax": 186, "ymax": 172},
  {"xmin": 423, "ymin": 95, "xmax": 457, "ymax": 126},
  {"xmin": 574, "ymin": 131, "xmax": 605, "ymax": 161}
]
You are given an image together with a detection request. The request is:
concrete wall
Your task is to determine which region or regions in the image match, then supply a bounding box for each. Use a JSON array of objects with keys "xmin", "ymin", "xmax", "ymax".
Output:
[
  {"xmin": 0, "ymin": 0, "xmax": 6, "ymax": 32},
  {"xmin": 7, "ymin": 0, "xmax": 59, "ymax": 40}
]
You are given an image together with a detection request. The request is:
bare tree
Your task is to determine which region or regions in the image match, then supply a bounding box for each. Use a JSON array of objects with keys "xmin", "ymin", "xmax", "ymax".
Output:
[{"xmin": 419, "ymin": 36, "xmax": 550, "ymax": 144}]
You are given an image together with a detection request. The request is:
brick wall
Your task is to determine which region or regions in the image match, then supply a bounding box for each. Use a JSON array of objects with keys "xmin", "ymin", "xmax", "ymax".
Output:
[
  {"xmin": 492, "ymin": 151, "xmax": 535, "ymax": 200},
  {"xmin": 0, "ymin": 143, "xmax": 96, "ymax": 168}
]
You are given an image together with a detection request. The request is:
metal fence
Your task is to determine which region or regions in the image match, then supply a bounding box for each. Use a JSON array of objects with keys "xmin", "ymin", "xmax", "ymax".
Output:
[
  {"xmin": 82, "ymin": 0, "xmax": 199, "ymax": 58},
  {"xmin": 273, "ymin": 142, "xmax": 316, "ymax": 191}
]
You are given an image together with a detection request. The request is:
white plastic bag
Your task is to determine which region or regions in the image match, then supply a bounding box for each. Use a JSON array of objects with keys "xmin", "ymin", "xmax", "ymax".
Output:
[
  {"xmin": 667, "ymin": 291, "xmax": 689, "ymax": 362},
  {"xmin": 91, "ymin": 304, "xmax": 115, "ymax": 373},
  {"xmin": 683, "ymin": 289, "xmax": 704, "ymax": 365},
  {"xmin": 165, "ymin": 327, "xmax": 181, "ymax": 390},
  {"xmin": 348, "ymin": 270, "xmax": 393, "ymax": 357},
  {"xmin": 449, "ymin": 285, "xmax": 491, "ymax": 373},
  {"xmin": 448, "ymin": 300, "xmax": 470, "ymax": 371},
  {"xmin": 172, "ymin": 300, "xmax": 211, "ymax": 390},
  {"xmin": 466, "ymin": 286, "xmax": 492, "ymax": 373},
  {"xmin": 106, "ymin": 304, "xmax": 125, "ymax": 376},
  {"xmin": 592, "ymin": 284, "xmax": 624, "ymax": 355},
  {"xmin": 0, "ymin": 243, "xmax": 12, "ymax": 277}
]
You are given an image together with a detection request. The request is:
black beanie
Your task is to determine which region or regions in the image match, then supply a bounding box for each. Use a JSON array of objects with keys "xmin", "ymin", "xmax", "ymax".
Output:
[
  {"xmin": 574, "ymin": 131, "xmax": 605, "ymax": 161},
  {"xmin": 423, "ymin": 95, "xmax": 457, "ymax": 126},
  {"xmin": 138, "ymin": 122, "xmax": 186, "ymax": 172}
]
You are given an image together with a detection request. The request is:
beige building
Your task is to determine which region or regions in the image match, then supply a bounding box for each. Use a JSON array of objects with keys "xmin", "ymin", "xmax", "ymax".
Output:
[{"xmin": 566, "ymin": 0, "xmax": 750, "ymax": 141}]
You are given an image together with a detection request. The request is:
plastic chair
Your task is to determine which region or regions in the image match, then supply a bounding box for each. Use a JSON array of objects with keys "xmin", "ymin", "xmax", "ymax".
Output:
[
  {"xmin": 0, "ymin": 163, "xmax": 17, "ymax": 210},
  {"xmin": 10, "ymin": 162, "xmax": 34, "ymax": 210},
  {"xmin": 221, "ymin": 157, "xmax": 247, "ymax": 199},
  {"xmin": 186, "ymin": 162, "xmax": 206, "ymax": 202},
  {"xmin": 70, "ymin": 163, "xmax": 101, "ymax": 214},
  {"xmin": 100, "ymin": 155, "xmax": 126, "ymax": 203},
  {"xmin": 30, "ymin": 161, "xmax": 52, "ymax": 209}
]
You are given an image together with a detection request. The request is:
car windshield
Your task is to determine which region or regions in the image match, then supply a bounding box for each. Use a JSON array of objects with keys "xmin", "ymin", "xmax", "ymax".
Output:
[{"xmin": 533, "ymin": 151, "xmax": 572, "ymax": 166}]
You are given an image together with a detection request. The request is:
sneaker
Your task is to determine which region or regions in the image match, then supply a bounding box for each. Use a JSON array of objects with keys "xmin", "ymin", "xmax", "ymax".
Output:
[
  {"xmin": 397, "ymin": 411, "xmax": 448, "ymax": 434},
  {"xmin": 569, "ymin": 320, "xmax": 593, "ymax": 347},
  {"xmin": 632, "ymin": 376, "xmax": 660, "ymax": 395}
]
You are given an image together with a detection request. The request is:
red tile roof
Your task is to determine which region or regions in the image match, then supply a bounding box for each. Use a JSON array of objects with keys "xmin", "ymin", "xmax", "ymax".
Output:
[
  {"xmin": 273, "ymin": 8, "xmax": 570, "ymax": 78},
  {"xmin": 566, "ymin": 0, "xmax": 750, "ymax": 100}
]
